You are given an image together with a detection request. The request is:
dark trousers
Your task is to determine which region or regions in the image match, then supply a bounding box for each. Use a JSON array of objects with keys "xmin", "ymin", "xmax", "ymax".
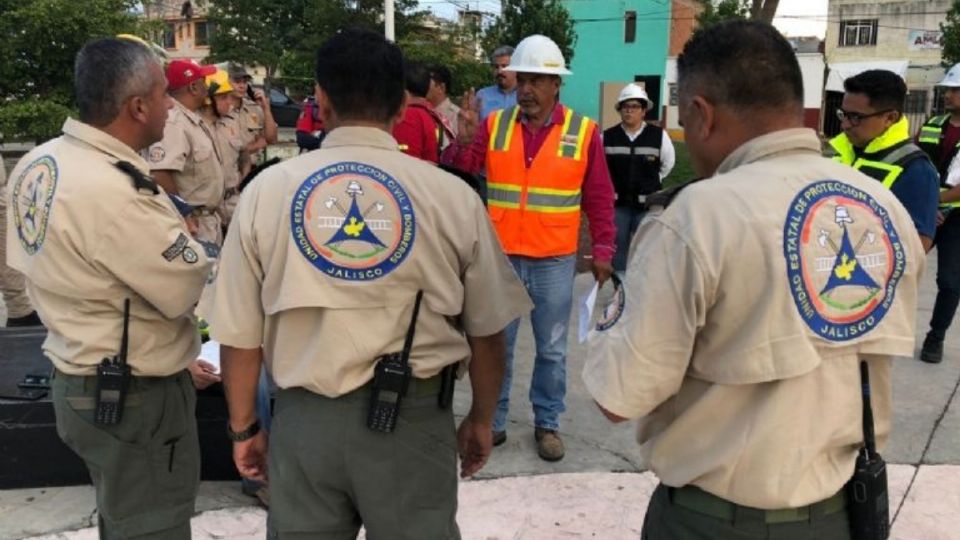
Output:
[
  {"xmin": 641, "ymin": 484, "xmax": 851, "ymax": 540},
  {"xmin": 53, "ymin": 370, "xmax": 199, "ymax": 540},
  {"xmin": 614, "ymin": 206, "xmax": 647, "ymax": 273},
  {"xmin": 929, "ymin": 211, "xmax": 960, "ymax": 341}
]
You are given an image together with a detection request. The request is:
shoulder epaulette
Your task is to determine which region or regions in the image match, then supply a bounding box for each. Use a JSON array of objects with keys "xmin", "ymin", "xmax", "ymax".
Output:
[
  {"xmin": 114, "ymin": 161, "xmax": 159, "ymax": 195},
  {"xmin": 644, "ymin": 177, "xmax": 706, "ymax": 211}
]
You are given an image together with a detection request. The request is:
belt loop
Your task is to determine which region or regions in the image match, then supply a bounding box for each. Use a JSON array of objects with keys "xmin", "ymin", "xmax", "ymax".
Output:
[{"xmin": 733, "ymin": 504, "xmax": 766, "ymax": 533}]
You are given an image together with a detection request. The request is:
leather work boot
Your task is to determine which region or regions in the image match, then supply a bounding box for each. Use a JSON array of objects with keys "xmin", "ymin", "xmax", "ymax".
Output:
[
  {"xmin": 920, "ymin": 335, "xmax": 944, "ymax": 364},
  {"xmin": 534, "ymin": 428, "xmax": 565, "ymax": 462},
  {"xmin": 492, "ymin": 430, "xmax": 507, "ymax": 447}
]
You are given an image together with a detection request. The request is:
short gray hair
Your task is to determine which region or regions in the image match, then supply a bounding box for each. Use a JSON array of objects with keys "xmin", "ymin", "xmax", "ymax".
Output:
[
  {"xmin": 75, "ymin": 38, "xmax": 160, "ymax": 126},
  {"xmin": 490, "ymin": 45, "xmax": 514, "ymax": 62}
]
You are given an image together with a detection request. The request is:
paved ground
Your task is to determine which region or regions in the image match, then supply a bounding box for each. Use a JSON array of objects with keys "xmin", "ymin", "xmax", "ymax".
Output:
[{"xmin": 2, "ymin": 182, "xmax": 959, "ymax": 538}]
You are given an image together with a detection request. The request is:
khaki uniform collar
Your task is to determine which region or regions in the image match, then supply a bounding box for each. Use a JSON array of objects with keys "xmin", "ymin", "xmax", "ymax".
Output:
[
  {"xmin": 61, "ymin": 117, "xmax": 150, "ymax": 174},
  {"xmin": 173, "ymin": 99, "xmax": 204, "ymax": 127},
  {"xmin": 322, "ymin": 126, "xmax": 400, "ymax": 151},
  {"xmin": 716, "ymin": 128, "xmax": 821, "ymax": 175}
]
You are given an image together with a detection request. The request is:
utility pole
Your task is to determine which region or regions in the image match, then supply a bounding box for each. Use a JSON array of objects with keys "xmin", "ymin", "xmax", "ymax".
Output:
[{"xmin": 385, "ymin": 0, "xmax": 395, "ymax": 41}]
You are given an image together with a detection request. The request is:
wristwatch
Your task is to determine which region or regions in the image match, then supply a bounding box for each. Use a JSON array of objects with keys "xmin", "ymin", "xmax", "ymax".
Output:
[{"xmin": 226, "ymin": 419, "xmax": 260, "ymax": 442}]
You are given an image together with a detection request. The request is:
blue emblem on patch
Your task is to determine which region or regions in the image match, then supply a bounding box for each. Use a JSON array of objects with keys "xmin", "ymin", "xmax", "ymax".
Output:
[
  {"xmin": 11, "ymin": 155, "xmax": 59, "ymax": 255},
  {"xmin": 290, "ymin": 161, "xmax": 415, "ymax": 281},
  {"xmin": 783, "ymin": 180, "xmax": 906, "ymax": 341}
]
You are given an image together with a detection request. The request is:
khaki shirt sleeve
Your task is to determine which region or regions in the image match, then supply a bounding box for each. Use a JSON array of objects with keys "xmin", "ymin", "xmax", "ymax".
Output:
[
  {"xmin": 582, "ymin": 218, "xmax": 712, "ymax": 419},
  {"xmin": 93, "ymin": 195, "xmax": 210, "ymax": 319},
  {"xmin": 203, "ymin": 183, "xmax": 264, "ymax": 348},
  {"xmin": 147, "ymin": 122, "xmax": 189, "ymax": 172},
  {"xmin": 460, "ymin": 200, "xmax": 532, "ymax": 336}
]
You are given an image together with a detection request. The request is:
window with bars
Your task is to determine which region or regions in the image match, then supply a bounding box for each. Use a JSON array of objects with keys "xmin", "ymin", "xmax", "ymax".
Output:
[
  {"xmin": 905, "ymin": 90, "xmax": 928, "ymax": 114},
  {"xmin": 839, "ymin": 19, "xmax": 878, "ymax": 47},
  {"xmin": 932, "ymin": 86, "xmax": 947, "ymax": 116},
  {"xmin": 195, "ymin": 21, "xmax": 214, "ymax": 47},
  {"xmin": 162, "ymin": 22, "xmax": 176, "ymax": 49}
]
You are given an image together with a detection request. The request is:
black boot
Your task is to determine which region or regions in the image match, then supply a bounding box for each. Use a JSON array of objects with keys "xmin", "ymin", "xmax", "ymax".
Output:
[
  {"xmin": 5, "ymin": 311, "xmax": 42, "ymax": 328},
  {"xmin": 920, "ymin": 334, "xmax": 944, "ymax": 364}
]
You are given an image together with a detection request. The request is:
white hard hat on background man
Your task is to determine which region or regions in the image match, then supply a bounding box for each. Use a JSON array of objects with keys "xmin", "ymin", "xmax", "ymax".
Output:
[
  {"xmin": 504, "ymin": 35, "xmax": 572, "ymax": 76},
  {"xmin": 939, "ymin": 64, "xmax": 960, "ymax": 87},
  {"xmin": 617, "ymin": 83, "xmax": 653, "ymax": 109}
]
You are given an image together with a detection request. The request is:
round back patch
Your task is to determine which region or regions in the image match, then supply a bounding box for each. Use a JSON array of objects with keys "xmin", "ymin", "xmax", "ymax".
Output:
[
  {"xmin": 290, "ymin": 161, "xmax": 415, "ymax": 281},
  {"xmin": 783, "ymin": 180, "xmax": 906, "ymax": 341},
  {"xmin": 11, "ymin": 155, "xmax": 59, "ymax": 255}
]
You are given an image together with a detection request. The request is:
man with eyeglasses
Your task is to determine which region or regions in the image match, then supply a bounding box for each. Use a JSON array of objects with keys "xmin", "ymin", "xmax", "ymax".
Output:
[
  {"xmin": 474, "ymin": 45, "xmax": 518, "ymax": 121},
  {"xmin": 603, "ymin": 83, "xmax": 675, "ymax": 275},
  {"xmin": 828, "ymin": 69, "xmax": 939, "ymax": 252}
]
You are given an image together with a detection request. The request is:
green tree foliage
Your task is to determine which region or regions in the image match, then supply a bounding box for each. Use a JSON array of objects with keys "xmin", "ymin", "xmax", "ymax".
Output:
[
  {"xmin": 695, "ymin": 0, "xmax": 780, "ymax": 30},
  {"xmin": 208, "ymin": 0, "xmax": 426, "ymax": 95},
  {"xmin": 0, "ymin": 0, "xmax": 145, "ymax": 142},
  {"xmin": 481, "ymin": 0, "xmax": 577, "ymax": 64},
  {"xmin": 942, "ymin": 0, "xmax": 960, "ymax": 67}
]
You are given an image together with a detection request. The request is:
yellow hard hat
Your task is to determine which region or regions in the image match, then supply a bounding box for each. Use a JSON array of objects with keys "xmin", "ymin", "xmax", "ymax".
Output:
[{"xmin": 205, "ymin": 68, "xmax": 234, "ymax": 97}]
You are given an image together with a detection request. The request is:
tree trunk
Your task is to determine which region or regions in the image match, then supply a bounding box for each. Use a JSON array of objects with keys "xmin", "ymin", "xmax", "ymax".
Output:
[{"xmin": 750, "ymin": 0, "xmax": 780, "ymax": 23}]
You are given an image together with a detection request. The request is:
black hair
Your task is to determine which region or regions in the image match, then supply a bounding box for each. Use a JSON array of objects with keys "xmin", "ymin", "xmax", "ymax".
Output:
[
  {"xmin": 429, "ymin": 64, "xmax": 453, "ymax": 94},
  {"xmin": 677, "ymin": 20, "xmax": 803, "ymax": 113},
  {"xmin": 843, "ymin": 70, "xmax": 907, "ymax": 113},
  {"xmin": 75, "ymin": 38, "xmax": 159, "ymax": 126},
  {"xmin": 404, "ymin": 61, "xmax": 431, "ymax": 98},
  {"xmin": 314, "ymin": 28, "xmax": 405, "ymax": 122}
]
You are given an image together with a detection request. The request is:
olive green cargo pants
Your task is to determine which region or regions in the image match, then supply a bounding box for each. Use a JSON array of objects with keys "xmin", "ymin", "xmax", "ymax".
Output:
[
  {"xmin": 267, "ymin": 381, "xmax": 460, "ymax": 540},
  {"xmin": 642, "ymin": 484, "xmax": 852, "ymax": 539},
  {"xmin": 53, "ymin": 370, "xmax": 200, "ymax": 540}
]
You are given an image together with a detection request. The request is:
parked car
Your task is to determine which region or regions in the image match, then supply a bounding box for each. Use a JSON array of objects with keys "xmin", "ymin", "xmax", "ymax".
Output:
[
  {"xmin": 251, "ymin": 85, "xmax": 301, "ymax": 128},
  {"xmin": 268, "ymin": 87, "xmax": 301, "ymax": 127}
]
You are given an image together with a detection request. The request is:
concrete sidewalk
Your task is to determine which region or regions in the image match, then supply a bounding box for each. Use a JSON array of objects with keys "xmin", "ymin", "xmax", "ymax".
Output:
[{"xmin": 3, "ymin": 248, "xmax": 960, "ymax": 539}]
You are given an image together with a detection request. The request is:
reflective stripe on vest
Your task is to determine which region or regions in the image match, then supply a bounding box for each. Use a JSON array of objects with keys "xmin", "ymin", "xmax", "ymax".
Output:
[
  {"xmin": 485, "ymin": 105, "xmax": 594, "ymax": 257},
  {"xmin": 604, "ymin": 146, "xmax": 660, "ymax": 157},
  {"xmin": 919, "ymin": 115, "xmax": 949, "ymax": 145},
  {"xmin": 940, "ymin": 187, "xmax": 960, "ymax": 208}
]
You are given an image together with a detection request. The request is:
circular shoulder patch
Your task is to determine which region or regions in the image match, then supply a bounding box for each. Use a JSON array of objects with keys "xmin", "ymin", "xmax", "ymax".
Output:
[
  {"xmin": 596, "ymin": 274, "xmax": 625, "ymax": 332},
  {"xmin": 290, "ymin": 161, "xmax": 416, "ymax": 281},
  {"xmin": 783, "ymin": 180, "xmax": 906, "ymax": 341},
  {"xmin": 149, "ymin": 146, "xmax": 166, "ymax": 163},
  {"xmin": 11, "ymin": 155, "xmax": 59, "ymax": 255}
]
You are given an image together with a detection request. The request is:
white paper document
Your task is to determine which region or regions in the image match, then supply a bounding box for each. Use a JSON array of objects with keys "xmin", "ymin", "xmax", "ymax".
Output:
[
  {"xmin": 198, "ymin": 340, "xmax": 221, "ymax": 373},
  {"xmin": 578, "ymin": 281, "xmax": 600, "ymax": 343}
]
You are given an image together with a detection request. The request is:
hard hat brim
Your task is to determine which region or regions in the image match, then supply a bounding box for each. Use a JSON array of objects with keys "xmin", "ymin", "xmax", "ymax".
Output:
[{"xmin": 503, "ymin": 66, "xmax": 572, "ymax": 76}]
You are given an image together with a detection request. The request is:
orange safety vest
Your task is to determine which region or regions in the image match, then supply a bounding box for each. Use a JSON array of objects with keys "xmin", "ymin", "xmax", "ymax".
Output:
[{"xmin": 485, "ymin": 105, "xmax": 594, "ymax": 258}]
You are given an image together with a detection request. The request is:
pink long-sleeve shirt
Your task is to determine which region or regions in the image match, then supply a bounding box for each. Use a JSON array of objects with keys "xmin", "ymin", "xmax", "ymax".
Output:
[{"xmin": 442, "ymin": 102, "xmax": 616, "ymax": 262}]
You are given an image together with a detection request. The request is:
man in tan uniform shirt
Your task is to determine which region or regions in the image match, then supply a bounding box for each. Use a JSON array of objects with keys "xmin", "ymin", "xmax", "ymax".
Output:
[
  {"xmin": 203, "ymin": 29, "xmax": 531, "ymax": 539},
  {"xmin": 0, "ymin": 151, "xmax": 41, "ymax": 326},
  {"xmin": 228, "ymin": 64, "xmax": 278, "ymax": 172},
  {"xmin": 200, "ymin": 69, "xmax": 245, "ymax": 228},
  {"xmin": 584, "ymin": 22, "xmax": 924, "ymax": 539},
  {"xmin": 147, "ymin": 59, "xmax": 225, "ymax": 245},
  {"xmin": 6, "ymin": 39, "xmax": 211, "ymax": 539}
]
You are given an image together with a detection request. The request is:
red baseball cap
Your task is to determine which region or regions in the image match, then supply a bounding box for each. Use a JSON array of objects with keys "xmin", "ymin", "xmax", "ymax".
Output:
[{"xmin": 166, "ymin": 59, "xmax": 217, "ymax": 91}]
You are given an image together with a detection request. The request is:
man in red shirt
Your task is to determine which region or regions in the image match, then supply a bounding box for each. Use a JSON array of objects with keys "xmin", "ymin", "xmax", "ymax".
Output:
[
  {"xmin": 295, "ymin": 96, "xmax": 326, "ymax": 153},
  {"xmin": 443, "ymin": 35, "xmax": 615, "ymax": 462},
  {"xmin": 394, "ymin": 61, "xmax": 453, "ymax": 163}
]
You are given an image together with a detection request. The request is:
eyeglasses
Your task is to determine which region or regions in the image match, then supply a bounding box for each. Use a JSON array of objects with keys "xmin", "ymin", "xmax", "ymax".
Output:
[{"xmin": 836, "ymin": 108, "xmax": 893, "ymax": 126}]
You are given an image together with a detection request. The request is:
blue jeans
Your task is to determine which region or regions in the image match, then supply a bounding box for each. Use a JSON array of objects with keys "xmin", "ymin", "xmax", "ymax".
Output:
[
  {"xmin": 614, "ymin": 206, "xmax": 647, "ymax": 273},
  {"xmin": 493, "ymin": 255, "xmax": 576, "ymax": 433},
  {"xmin": 929, "ymin": 211, "xmax": 960, "ymax": 341}
]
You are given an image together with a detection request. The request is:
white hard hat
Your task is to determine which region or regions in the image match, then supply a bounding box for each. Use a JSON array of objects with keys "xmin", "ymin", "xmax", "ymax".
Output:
[
  {"xmin": 939, "ymin": 64, "xmax": 960, "ymax": 87},
  {"xmin": 503, "ymin": 35, "xmax": 572, "ymax": 76},
  {"xmin": 617, "ymin": 83, "xmax": 652, "ymax": 109}
]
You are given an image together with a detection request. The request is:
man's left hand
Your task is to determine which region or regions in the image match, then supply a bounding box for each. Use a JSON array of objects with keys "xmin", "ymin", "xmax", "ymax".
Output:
[
  {"xmin": 456, "ymin": 415, "xmax": 493, "ymax": 479},
  {"xmin": 233, "ymin": 430, "xmax": 268, "ymax": 482},
  {"xmin": 592, "ymin": 260, "xmax": 614, "ymax": 286},
  {"xmin": 252, "ymin": 88, "xmax": 268, "ymax": 107}
]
